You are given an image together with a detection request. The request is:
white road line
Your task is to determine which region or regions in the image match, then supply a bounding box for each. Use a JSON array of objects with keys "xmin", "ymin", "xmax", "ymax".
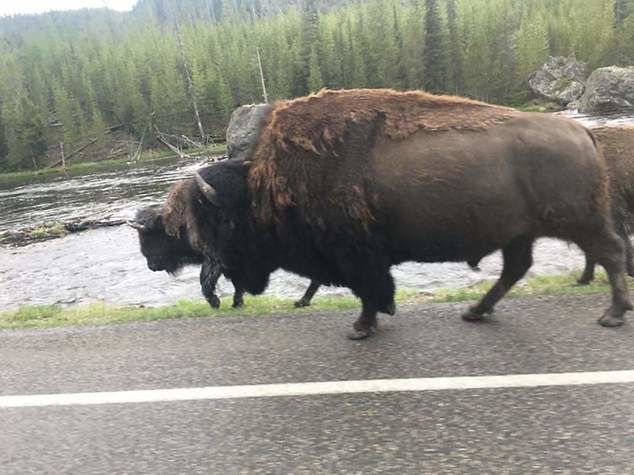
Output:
[{"xmin": 2, "ymin": 370, "xmax": 634, "ymax": 408}]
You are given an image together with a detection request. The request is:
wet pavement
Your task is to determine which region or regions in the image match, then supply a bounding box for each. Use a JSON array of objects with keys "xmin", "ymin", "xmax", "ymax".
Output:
[{"xmin": 1, "ymin": 293, "xmax": 634, "ymax": 473}]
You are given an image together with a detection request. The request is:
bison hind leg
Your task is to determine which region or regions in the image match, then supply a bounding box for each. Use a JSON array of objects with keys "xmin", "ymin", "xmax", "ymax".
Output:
[
  {"xmin": 462, "ymin": 236, "xmax": 534, "ymax": 322},
  {"xmin": 577, "ymin": 254, "xmax": 596, "ymax": 285},
  {"xmin": 575, "ymin": 229, "xmax": 633, "ymax": 327}
]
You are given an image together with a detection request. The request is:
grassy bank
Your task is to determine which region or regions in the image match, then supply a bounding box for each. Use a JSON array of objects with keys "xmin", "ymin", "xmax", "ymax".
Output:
[
  {"xmin": 0, "ymin": 143, "xmax": 227, "ymax": 184},
  {"xmin": 0, "ymin": 272, "xmax": 612, "ymax": 330},
  {"xmin": 508, "ymin": 99, "xmax": 565, "ymax": 113}
]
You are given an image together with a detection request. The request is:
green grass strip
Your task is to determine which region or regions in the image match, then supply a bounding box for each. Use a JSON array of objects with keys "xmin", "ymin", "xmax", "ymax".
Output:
[{"xmin": 0, "ymin": 271, "xmax": 613, "ymax": 330}]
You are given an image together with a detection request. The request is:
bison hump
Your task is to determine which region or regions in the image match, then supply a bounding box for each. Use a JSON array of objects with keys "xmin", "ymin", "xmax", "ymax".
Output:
[
  {"xmin": 247, "ymin": 88, "xmax": 519, "ymax": 232},
  {"xmin": 265, "ymin": 88, "xmax": 518, "ymax": 154}
]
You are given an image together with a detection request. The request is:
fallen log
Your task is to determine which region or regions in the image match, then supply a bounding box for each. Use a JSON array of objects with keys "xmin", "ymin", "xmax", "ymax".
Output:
[
  {"xmin": 0, "ymin": 219, "xmax": 127, "ymax": 247},
  {"xmin": 154, "ymin": 126, "xmax": 191, "ymax": 158},
  {"xmin": 48, "ymin": 124, "xmax": 125, "ymax": 169}
]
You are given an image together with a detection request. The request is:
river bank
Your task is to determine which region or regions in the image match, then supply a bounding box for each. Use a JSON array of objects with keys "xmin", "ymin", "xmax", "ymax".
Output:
[{"xmin": 0, "ymin": 143, "xmax": 226, "ymax": 186}]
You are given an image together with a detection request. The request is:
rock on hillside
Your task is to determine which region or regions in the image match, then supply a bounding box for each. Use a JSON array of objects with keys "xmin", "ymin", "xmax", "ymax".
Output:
[
  {"xmin": 226, "ymin": 104, "xmax": 272, "ymax": 161},
  {"xmin": 528, "ymin": 56, "xmax": 588, "ymax": 105},
  {"xmin": 577, "ymin": 66, "xmax": 634, "ymax": 113}
]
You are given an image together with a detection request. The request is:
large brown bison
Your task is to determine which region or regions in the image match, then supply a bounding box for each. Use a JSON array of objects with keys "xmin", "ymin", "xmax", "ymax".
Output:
[
  {"xmin": 132, "ymin": 89, "xmax": 632, "ymax": 338},
  {"xmin": 577, "ymin": 125, "xmax": 634, "ymax": 284},
  {"xmin": 298, "ymin": 127, "xmax": 634, "ymax": 301}
]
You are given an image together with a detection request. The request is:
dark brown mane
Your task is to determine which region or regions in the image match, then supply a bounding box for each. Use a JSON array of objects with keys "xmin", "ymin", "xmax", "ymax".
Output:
[
  {"xmin": 248, "ymin": 88, "xmax": 519, "ymax": 229},
  {"xmin": 162, "ymin": 179, "xmax": 206, "ymax": 252}
]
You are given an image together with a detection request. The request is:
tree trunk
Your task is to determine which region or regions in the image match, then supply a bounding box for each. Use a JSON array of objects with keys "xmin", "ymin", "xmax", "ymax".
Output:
[
  {"xmin": 175, "ymin": 23, "xmax": 206, "ymax": 144},
  {"xmin": 256, "ymin": 46, "xmax": 269, "ymax": 103}
]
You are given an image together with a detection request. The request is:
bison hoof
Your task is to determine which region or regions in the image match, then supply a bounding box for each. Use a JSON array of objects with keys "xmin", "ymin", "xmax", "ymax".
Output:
[
  {"xmin": 381, "ymin": 301, "xmax": 396, "ymax": 316},
  {"xmin": 207, "ymin": 296, "xmax": 221, "ymax": 309},
  {"xmin": 461, "ymin": 308, "xmax": 485, "ymax": 322},
  {"xmin": 576, "ymin": 277, "xmax": 592, "ymax": 286},
  {"xmin": 294, "ymin": 299, "xmax": 310, "ymax": 308},
  {"xmin": 232, "ymin": 301, "xmax": 244, "ymax": 309},
  {"xmin": 347, "ymin": 325, "xmax": 376, "ymax": 340},
  {"xmin": 598, "ymin": 313, "xmax": 625, "ymax": 328}
]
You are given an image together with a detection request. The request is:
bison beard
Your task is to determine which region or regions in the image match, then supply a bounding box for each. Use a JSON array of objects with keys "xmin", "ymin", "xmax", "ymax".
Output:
[{"xmin": 148, "ymin": 89, "xmax": 633, "ymax": 338}]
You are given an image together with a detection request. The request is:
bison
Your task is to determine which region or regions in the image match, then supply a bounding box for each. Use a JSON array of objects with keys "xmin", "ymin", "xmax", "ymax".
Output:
[
  {"xmin": 131, "ymin": 201, "xmax": 318, "ymax": 309},
  {"xmin": 129, "ymin": 104, "xmax": 274, "ymax": 310},
  {"xmin": 129, "ymin": 205, "xmax": 246, "ymax": 309},
  {"xmin": 576, "ymin": 125, "xmax": 634, "ymax": 284},
  {"xmin": 132, "ymin": 88, "xmax": 632, "ymax": 338}
]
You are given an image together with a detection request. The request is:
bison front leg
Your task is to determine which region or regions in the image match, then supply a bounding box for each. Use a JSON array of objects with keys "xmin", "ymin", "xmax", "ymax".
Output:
[
  {"xmin": 200, "ymin": 258, "xmax": 223, "ymax": 309},
  {"xmin": 348, "ymin": 267, "xmax": 395, "ymax": 340},
  {"xmin": 349, "ymin": 300, "xmax": 380, "ymax": 340},
  {"xmin": 231, "ymin": 282, "xmax": 245, "ymax": 308},
  {"xmin": 463, "ymin": 236, "xmax": 534, "ymax": 322},
  {"xmin": 294, "ymin": 280, "xmax": 321, "ymax": 308}
]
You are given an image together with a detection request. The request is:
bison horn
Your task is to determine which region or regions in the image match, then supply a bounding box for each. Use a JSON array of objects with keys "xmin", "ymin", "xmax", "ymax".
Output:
[
  {"xmin": 195, "ymin": 173, "xmax": 220, "ymax": 206},
  {"xmin": 127, "ymin": 220, "xmax": 146, "ymax": 231}
]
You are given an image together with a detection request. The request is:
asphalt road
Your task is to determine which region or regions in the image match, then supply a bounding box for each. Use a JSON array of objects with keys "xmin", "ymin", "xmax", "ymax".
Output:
[{"xmin": 2, "ymin": 293, "xmax": 634, "ymax": 474}]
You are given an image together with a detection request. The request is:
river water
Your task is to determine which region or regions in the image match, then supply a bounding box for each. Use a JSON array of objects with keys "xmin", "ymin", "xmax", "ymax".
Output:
[{"xmin": 1, "ymin": 111, "xmax": 633, "ymax": 311}]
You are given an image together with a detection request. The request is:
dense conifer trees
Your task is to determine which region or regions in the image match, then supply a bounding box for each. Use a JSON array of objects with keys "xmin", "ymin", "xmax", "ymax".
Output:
[{"xmin": 0, "ymin": 0, "xmax": 631, "ymax": 171}]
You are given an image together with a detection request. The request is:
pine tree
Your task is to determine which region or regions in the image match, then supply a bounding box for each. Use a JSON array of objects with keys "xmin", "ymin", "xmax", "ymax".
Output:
[
  {"xmin": 446, "ymin": 0, "xmax": 464, "ymax": 93},
  {"xmin": 6, "ymin": 95, "xmax": 48, "ymax": 170},
  {"xmin": 53, "ymin": 83, "xmax": 78, "ymax": 147},
  {"xmin": 319, "ymin": 24, "xmax": 338, "ymax": 88},
  {"xmin": 401, "ymin": 1, "xmax": 425, "ymax": 89},
  {"xmin": 330, "ymin": 18, "xmax": 349, "ymax": 88},
  {"xmin": 0, "ymin": 107, "xmax": 8, "ymax": 170},
  {"xmin": 422, "ymin": 0, "xmax": 447, "ymax": 93},
  {"xmin": 296, "ymin": 0, "xmax": 320, "ymax": 95},
  {"xmin": 20, "ymin": 96, "xmax": 48, "ymax": 169},
  {"xmin": 515, "ymin": 14, "xmax": 549, "ymax": 84},
  {"xmin": 269, "ymin": 32, "xmax": 294, "ymax": 99},
  {"xmin": 391, "ymin": 3, "xmax": 408, "ymax": 90},
  {"xmin": 615, "ymin": 0, "xmax": 630, "ymax": 26},
  {"xmin": 307, "ymin": 46, "xmax": 324, "ymax": 92},
  {"xmin": 622, "ymin": 12, "xmax": 634, "ymax": 60},
  {"xmin": 350, "ymin": 14, "xmax": 368, "ymax": 87}
]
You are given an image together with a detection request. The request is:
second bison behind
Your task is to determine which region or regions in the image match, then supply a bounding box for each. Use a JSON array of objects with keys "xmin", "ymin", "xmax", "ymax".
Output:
[
  {"xmin": 133, "ymin": 89, "xmax": 632, "ymax": 338},
  {"xmin": 577, "ymin": 125, "xmax": 634, "ymax": 285}
]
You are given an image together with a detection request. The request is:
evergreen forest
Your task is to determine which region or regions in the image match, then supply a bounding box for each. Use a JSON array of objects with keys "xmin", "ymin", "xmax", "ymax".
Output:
[{"xmin": 0, "ymin": 0, "xmax": 632, "ymax": 171}]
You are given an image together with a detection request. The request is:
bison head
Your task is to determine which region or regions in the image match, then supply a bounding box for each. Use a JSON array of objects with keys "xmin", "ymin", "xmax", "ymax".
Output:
[
  {"xmin": 129, "ymin": 205, "xmax": 203, "ymax": 275},
  {"xmin": 194, "ymin": 160, "xmax": 279, "ymax": 295}
]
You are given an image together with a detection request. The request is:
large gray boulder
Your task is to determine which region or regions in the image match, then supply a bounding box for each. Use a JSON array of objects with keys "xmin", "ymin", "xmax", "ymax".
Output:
[
  {"xmin": 528, "ymin": 56, "xmax": 588, "ymax": 105},
  {"xmin": 226, "ymin": 103, "xmax": 273, "ymax": 160},
  {"xmin": 577, "ymin": 66, "xmax": 634, "ymax": 113}
]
